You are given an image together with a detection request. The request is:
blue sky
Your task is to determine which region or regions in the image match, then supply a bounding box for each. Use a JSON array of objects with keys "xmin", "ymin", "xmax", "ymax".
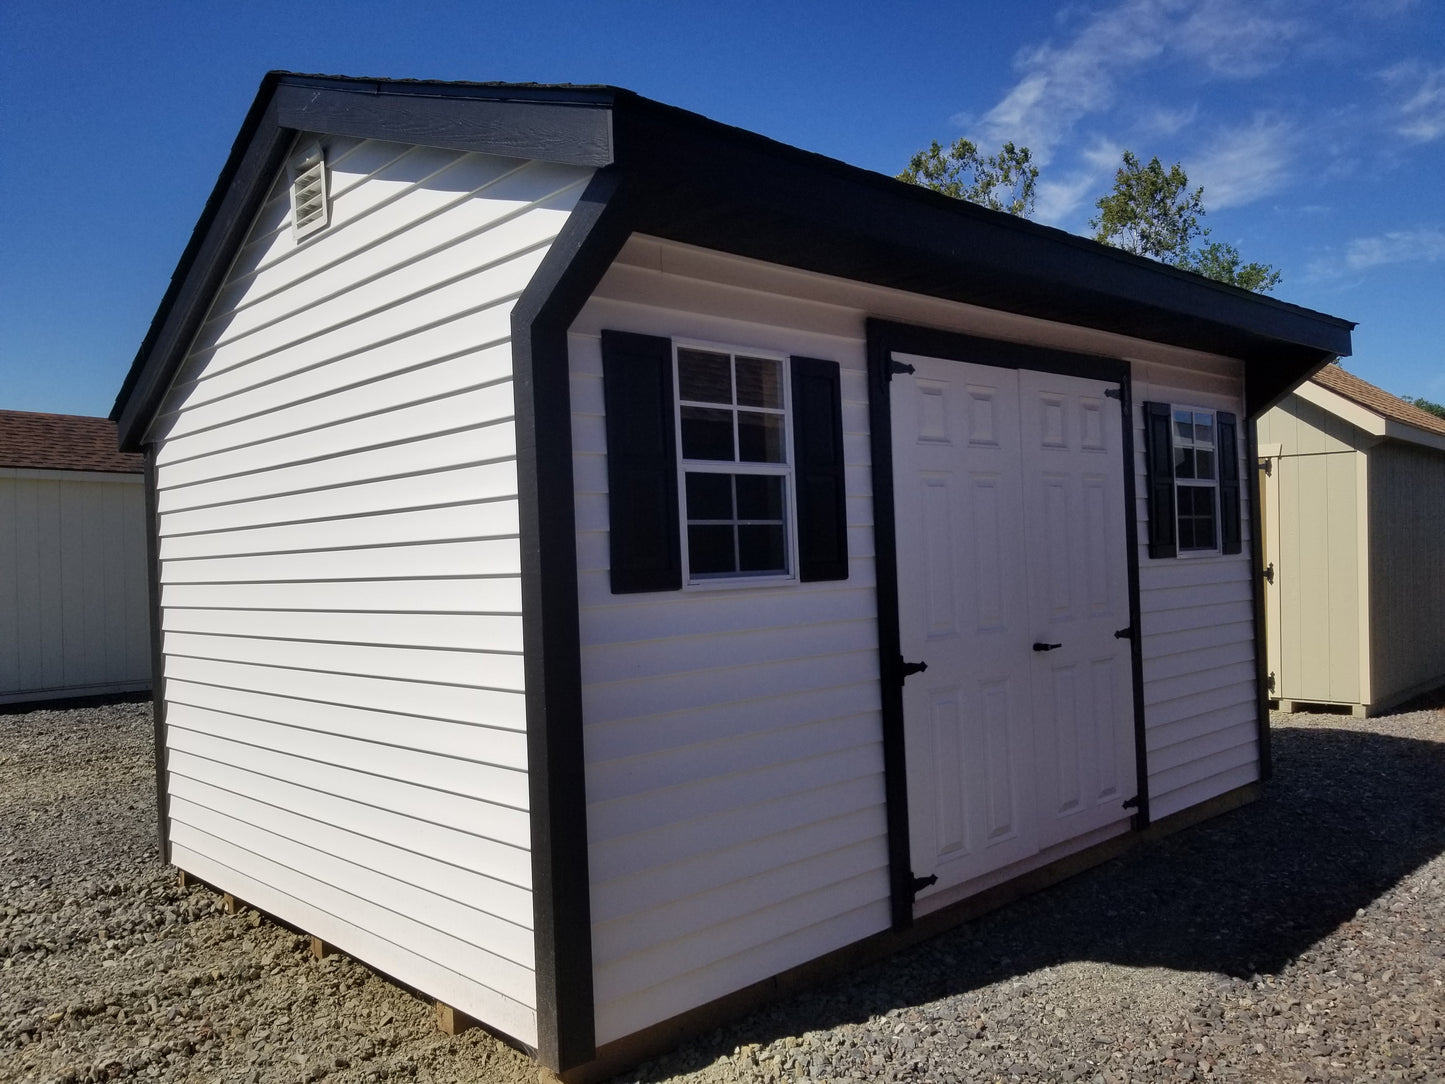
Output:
[{"xmin": 2, "ymin": 0, "xmax": 1441, "ymax": 418}]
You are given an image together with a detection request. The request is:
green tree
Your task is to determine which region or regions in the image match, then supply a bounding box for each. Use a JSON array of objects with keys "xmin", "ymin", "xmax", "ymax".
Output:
[
  {"xmin": 1092, "ymin": 151, "xmax": 1282, "ymax": 293},
  {"xmin": 1091, "ymin": 151, "xmax": 1206, "ymax": 262},
  {"xmin": 1407, "ymin": 396, "xmax": 1445, "ymax": 420},
  {"xmin": 898, "ymin": 138, "xmax": 1039, "ymax": 217},
  {"xmin": 1182, "ymin": 241, "xmax": 1283, "ymax": 293}
]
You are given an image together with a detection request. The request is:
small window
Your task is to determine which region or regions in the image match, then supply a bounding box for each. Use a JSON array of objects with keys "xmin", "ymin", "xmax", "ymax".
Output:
[
  {"xmin": 675, "ymin": 346, "xmax": 793, "ymax": 581},
  {"xmin": 1142, "ymin": 401, "xmax": 1241, "ymax": 559},
  {"xmin": 1172, "ymin": 408, "xmax": 1217, "ymax": 551}
]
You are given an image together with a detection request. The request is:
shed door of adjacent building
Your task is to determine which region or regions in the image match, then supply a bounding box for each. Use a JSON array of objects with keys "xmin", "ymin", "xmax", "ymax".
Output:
[{"xmin": 889, "ymin": 351, "xmax": 1137, "ymax": 903}]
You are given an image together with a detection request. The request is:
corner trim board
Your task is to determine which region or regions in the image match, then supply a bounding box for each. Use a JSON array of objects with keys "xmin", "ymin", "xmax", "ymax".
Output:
[
  {"xmin": 512, "ymin": 167, "xmax": 632, "ymax": 1072},
  {"xmin": 144, "ymin": 445, "xmax": 170, "ymax": 860}
]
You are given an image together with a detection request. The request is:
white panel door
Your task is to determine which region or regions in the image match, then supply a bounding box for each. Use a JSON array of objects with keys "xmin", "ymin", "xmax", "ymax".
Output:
[
  {"xmin": 1017, "ymin": 368, "xmax": 1134, "ymax": 849},
  {"xmin": 891, "ymin": 352, "xmax": 1136, "ymax": 902}
]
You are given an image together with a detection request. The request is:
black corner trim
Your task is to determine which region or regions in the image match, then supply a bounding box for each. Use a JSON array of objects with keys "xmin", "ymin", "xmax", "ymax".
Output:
[
  {"xmin": 1143, "ymin": 401, "xmax": 1178, "ymax": 560},
  {"xmin": 601, "ymin": 330, "xmax": 683, "ymax": 593},
  {"xmin": 791, "ymin": 356, "xmax": 849, "ymax": 582},
  {"xmin": 1116, "ymin": 382, "xmax": 1152, "ymax": 829},
  {"xmin": 512, "ymin": 168, "xmax": 633, "ymax": 1072},
  {"xmin": 144, "ymin": 446, "xmax": 170, "ymax": 862},
  {"xmin": 1217, "ymin": 411, "xmax": 1242, "ymax": 556},
  {"xmin": 865, "ymin": 321, "xmax": 916, "ymax": 932},
  {"xmin": 1245, "ymin": 424, "xmax": 1274, "ymax": 781}
]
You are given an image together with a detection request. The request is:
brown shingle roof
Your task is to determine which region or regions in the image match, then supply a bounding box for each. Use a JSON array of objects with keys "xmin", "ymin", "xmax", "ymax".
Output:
[
  {"xmin": 1312, "ymin": 364, "xmax": 1445, "ymax": 439},
  {"xmin": 0, "ymin": 411, "xmax": 144, "ymax": 473}
]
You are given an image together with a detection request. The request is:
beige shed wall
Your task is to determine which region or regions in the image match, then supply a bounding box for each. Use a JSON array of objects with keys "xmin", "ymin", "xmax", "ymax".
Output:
[
  {"xmin": 0, "ymin": 469, "xmax": 151, "ymax": 703},
  {"xmin": 1366, "ymin": 439, "xmax": 1445, "ymax": 706},
  {"xmin": 1256, "ymin": 396, "xmax": 1369, "ymax": 706}
]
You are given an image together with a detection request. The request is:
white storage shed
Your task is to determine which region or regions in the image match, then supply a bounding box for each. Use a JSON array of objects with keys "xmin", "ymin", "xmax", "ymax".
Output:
[
  {"xmin": 1257, "ymin": 364, "xmax": 1445, "ymax": 715},
  {"xmin": 1, "ymin": 411, "xmax": 151, "ymax": 705},
  {"xmin": 111, "ymin": 74, "xmax": 1354, "ymax": 1078}
]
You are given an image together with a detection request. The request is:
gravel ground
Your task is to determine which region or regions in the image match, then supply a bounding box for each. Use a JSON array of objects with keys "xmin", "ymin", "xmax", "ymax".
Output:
[{"xmin": 3, "ymin": 694, "xmax": 1443, "ymax": 1084}]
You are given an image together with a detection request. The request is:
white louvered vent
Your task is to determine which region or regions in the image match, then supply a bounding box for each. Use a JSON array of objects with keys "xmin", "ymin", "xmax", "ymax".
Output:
[{"xmin": 289, "ymin": 142, "xmax": 329, "ymax": 241}]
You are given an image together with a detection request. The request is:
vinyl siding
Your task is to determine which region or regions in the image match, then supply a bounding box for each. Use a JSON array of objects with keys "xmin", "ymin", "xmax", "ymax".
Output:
[
  {"xmin": 1134, "ymin": 359, "xmax": 1261, "ymax": 820},
  {"xmin": 0, "ymin": 470, "xmax": 150, "ymax": 702},
  {"xmin": 572, "ymin": 264, "xmax": 888, "ymax": 1046},
  {"xmin": 148, "ymin": 135, "xmax": 594, "ymax": 1046},
  {"xmin": 572, "ymin": 237, "xmax": 1267, "ymax": 1042}
]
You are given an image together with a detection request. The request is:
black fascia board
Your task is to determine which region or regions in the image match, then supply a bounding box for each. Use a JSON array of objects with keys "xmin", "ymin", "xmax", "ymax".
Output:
[
  {"xmin": 270, "ymin": 78, "xmax": 615, "ymax": 166},
  {"xmin": 113, "ymin": 73, "xmax": 1353, "ymax": 446},
  {"xmin": 608, "ymin": 94, "xmax": 1352, "ymax": 409},
  {"xmin": 111, "ymin": 73, "xmax": 292, "ymax": 448}
]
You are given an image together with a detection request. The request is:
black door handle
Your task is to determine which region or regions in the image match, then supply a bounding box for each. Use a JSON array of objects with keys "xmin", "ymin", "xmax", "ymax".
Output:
[{"xmin": 1032, "ymin": 642, "xmax": 1062, "ymax": 652}]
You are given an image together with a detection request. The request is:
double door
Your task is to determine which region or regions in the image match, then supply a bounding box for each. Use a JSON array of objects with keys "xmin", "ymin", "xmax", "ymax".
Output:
[{"xmin": 890, "ymin": 351, "xmax": 1137, "ymax": 902}]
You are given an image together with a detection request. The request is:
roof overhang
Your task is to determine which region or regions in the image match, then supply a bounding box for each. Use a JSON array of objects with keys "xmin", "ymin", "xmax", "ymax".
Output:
[
  {"xmin": 111, "ymin": 72, "xmax": 1355, "ymax": 447},
  {"xmin": 1295, "ymin": 380, "xmax": 1445, "ymax": 454}
]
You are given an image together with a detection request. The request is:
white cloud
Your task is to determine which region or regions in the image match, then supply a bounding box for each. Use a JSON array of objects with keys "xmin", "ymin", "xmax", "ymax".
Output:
[
  {"xmin": 1175, "ymin": 5, "xmax": 1306, "ymax": 77},
  {"xmin": 1380, "ymin": 61, "xmax": 1445, "ymax": 142},
  {"xmin": 1342, "ymin": 228, "xmax": 1445, "ymax": 270},
  {"xmin": 1034, "ymin": 138, "xmax": 1126, "ymax": 225},
  {"xmin": 968, "ymin": 0, "xmax": 1306, "ymax": 162},
  {"xmin": 1187, "ymin": 116, "xmax": 1297, "ymax": 209},
  {"xmin": 1307, "ymin": 227, "xmax": 1445, "ymax": 279}
]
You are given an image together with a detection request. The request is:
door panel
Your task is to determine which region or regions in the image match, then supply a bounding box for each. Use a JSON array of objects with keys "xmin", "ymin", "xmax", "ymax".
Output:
[
  {"xmin": 1018, "ymin": 369, "xmax": 1134, "ymax": 849},
  {"xmin": 891, "ymin": 352, "xmax": 1136, "ymax": 903},
  {"xmin": 892, "ymin": 355, "xmax": 1037, "ymax": 893}
]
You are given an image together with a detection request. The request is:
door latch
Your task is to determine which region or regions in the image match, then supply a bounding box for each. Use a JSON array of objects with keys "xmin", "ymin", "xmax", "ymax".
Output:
[
  {"xmin": 1032, "ymin": 642, "xmax": 1062, "ymax": 652},
  {"xmin": 1263, "ymin": 562, "xmax": 1275, "ymax": 584}
]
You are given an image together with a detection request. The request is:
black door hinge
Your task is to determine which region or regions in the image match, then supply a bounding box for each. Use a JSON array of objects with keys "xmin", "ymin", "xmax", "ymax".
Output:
[
  {"xmin": 1122, "ymin": 794, "xmax": 1140, "ymax": 810},
  {"xmin": 1104, "ymin": 387, "xmax": 1122, "ymax": 400},
  {"xmin": 1263, "ymin": 563, "xmax": 1275, "ymax": 584},
  {"xmin": 910, "ymin": 872, "xmax": 938, "ymax": 898},
  {"xmin": 1114, "ymin": 625, "xmax": 1134, "ymax": 640},
  {"xmin": 898, "ymin": 656, "xmax": 928, "ymax": 685},
  {"xmin": 889, "ymin": 359, "xmax": 916, "ymax": 379}
]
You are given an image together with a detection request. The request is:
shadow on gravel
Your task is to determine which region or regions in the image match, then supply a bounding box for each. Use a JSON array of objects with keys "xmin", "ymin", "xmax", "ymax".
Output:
[{"xmin": 618, "ymin": 717, "xmax": 1445, "ymax": 1080}]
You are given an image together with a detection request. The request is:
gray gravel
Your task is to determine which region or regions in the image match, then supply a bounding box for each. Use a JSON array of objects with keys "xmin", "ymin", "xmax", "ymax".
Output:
[{"xmin": 3, "ymin": 695, "xmax": 1443, "ymax": 1083}]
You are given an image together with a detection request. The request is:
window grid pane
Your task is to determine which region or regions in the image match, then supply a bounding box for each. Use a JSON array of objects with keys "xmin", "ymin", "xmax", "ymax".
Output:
[{"xmin": 676, "ymin": 345, "xmax": 791, "ymax": 580}]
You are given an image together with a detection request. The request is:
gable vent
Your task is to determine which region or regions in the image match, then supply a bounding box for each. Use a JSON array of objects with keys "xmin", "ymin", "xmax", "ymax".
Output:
[{"xmin": 289, "ymin": 142, "xmax": 329, "ymax": 241}]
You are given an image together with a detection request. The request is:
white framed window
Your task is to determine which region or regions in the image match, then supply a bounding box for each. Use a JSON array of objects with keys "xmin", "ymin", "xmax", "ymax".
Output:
[
  {"xmin": 1172, "ymin": 406, "xmax": 1217, "ymax": 551},
  {"xmin": 673, "ymin": 343, "xmax": 796, "ymax": 582}
]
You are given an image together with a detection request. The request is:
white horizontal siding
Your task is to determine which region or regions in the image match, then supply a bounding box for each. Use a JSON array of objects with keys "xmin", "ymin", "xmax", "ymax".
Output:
[
  {"xmin": 573, "ymin": 239, "xmax": 1270, "ymax": 1044},
  {"xmin": 1133, "ymin": 362, "xmax": 1261, "ymax": 819},
  {"xmin": 0, "ymin": 472, "xmax": 150, "ymax": 701},
  {"xmin": 571, "ymin": 283, "xmax": 890, "ymax": 1044},
  {"xmin": 150, "ymin": 136, "xmax": 594, "ymax": 1046}
]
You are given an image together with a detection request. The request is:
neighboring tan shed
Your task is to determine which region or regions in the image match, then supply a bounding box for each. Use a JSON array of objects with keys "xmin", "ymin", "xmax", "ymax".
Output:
[
  {"xmin": 0, "ymin": 410, "xmax": 151, "ymax": 704},
  {"xmin": 110, "ymin": 73, "xmax": 1354, "ymax": 1079},
  {"xmin": 1257, "ymin": 364, "xmax": 1445, "ymax": 715}
]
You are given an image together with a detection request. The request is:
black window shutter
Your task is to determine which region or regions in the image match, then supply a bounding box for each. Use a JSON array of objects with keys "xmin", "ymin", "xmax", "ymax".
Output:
[
  {"xmin": 1217, "ymin": 410, "xmax": 1241, "ymax": 555},
  {"xmin": 601, "ymin": 330, "xmax": 681, "ymax": 593},
  {"xmin": 790, "ymin": 356, "xmax": 849, "ymax": 582},
  {"xmin": 1143, "ymin": 401, "xmax": 1178, "ymax": 559}
]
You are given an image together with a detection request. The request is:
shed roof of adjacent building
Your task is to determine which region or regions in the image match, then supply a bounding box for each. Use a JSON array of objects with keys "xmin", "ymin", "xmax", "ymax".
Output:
[
  {"xmin": 1312, "ymin": 364, "xmax": 1445, "ymax": 440},
  {"xmin": 0, "ymin": 410, "xmax": 143, "ymax": 473}
]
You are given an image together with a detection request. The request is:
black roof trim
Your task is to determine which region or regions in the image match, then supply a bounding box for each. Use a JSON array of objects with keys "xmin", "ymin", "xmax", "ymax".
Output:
[
  {"xmin": 112, "ymin": 71, "xmax": 1354, "ymax": 445},
  {"xmin": 271, "ymin": 79, "xmax": 614, "ymax": 165}
]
